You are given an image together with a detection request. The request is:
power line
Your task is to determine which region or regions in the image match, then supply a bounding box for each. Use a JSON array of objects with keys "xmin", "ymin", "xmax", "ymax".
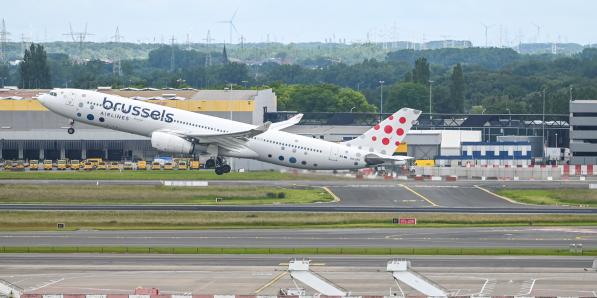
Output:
[
  {"xmin": 111, "ymin": 26, "xmax": 123, "ymax": 77},
  {"xmin": 0, "ymin": 19, "xmax": 10, "ymax": 64},
  {"xmin": 63, "ymin": 23, "xmax": 94, "ymax": 60}
]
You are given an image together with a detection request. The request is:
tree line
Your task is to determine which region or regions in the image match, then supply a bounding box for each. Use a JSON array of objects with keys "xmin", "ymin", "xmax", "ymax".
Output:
[{"xmin": 4, "ymin": 43, "xmax": 597, "ymax": 114}]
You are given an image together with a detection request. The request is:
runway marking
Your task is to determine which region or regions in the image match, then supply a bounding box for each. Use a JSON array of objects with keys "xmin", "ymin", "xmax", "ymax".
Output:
[
  {"xmin": 400, "ymin": 184, "xmax": 439, "ymax": 207},
  {"xmin": 322, "ymin": 187, "xmax": 341, "ymax": 202},
  {"xmin": 473, "ymin": 185, "xmax": 527, "ymax": 205},
  {"xmin": 518, "ymin": 278, "xmax": 537, "ymax": 296},
  {"xmin": 254, "ymin": 271, "xmax": 287, "ymax": 294},
  {"xmin": 27, "ymin": 277, "xmax": 65, "ymax": 291}
]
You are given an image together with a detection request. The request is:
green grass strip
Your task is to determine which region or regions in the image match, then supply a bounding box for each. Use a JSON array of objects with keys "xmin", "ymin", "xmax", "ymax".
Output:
[
  {"xmin": 496, "ymin": 189, "xmax": 597, "ymax": 207},
  {"xmin": 1, "ymin": 246, "xmax": 595, "ymax": 256}
]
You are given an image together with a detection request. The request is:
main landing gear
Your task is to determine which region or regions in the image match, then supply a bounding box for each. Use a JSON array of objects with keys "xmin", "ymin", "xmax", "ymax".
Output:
[
  {"xmin": 205, "ymin": 157, "xmax": 231, "ymax": 175},
  {"xmin": 67, "ymin": 119, "xmax": 75, "ymax": 135}
]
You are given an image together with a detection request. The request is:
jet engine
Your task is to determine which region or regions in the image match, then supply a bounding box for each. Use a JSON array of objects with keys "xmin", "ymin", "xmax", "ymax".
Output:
[{"xmin": 151, "ymin": 131, "xmax": 195, "ymax": 154}]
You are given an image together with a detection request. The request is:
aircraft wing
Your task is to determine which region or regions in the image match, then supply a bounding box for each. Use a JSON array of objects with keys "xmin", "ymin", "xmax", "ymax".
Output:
[
  {"xmin": 270, "ymin": 113, "xmax": 303, "ymax": 130},
  {"xmin": 186, "ymin": 121, "xmax": 271, "ymax": 141},
  {"xmin": 157, "ymin": 122, "xmax": 270, "ymax": 152}
]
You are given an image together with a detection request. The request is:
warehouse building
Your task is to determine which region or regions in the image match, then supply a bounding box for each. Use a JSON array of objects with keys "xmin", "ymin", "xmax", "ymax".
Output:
[
  {"xmin": 570, "ymin": 100, "xmax": 597, "ymax": 164},
  {"xmin": 0, "ymin": 88, "xmax": 276, "ymax": 161}
]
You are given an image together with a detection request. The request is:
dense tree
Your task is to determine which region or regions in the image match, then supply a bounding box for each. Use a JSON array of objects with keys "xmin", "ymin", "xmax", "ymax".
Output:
[
  {"xmin": 274, "ymin": 84, "xmax": 375, "ymax": 112},
  {"xmin": 411, "ymin": 57, "xmax": 430, "ymax": 85},
  {"xmin": 385, "ymin": 82, "xmax": 428, "ymax": 112},
  {"xmin": 19, "ymin": 43, "xmax": 51, "ymax": 88},
  {"xmin": 449, "ymin": 63, "xmax": 465, "ymax": 113}
]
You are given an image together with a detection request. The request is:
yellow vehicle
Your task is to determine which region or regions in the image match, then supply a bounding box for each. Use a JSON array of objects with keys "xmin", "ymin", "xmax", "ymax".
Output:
[
  {"xmin": 69, "ymin": 159, "xmax": 80, "ymax": 170},
  {"xmin": 15, "ymin": 160, "xmax": 25, "ymax": 171},
  {"xmin": 86, "ymin": 158, "xmax": 103, "ymax": 167},
  {"xmin": 109, "ymin": 161, "xmax": 120, "ymax": 170},
  {"xmin": 83, "ymin": 161, "xmax": 94, "ymax": 171},
  {"xmin": 123, "ymin": 161, "xmax": 134, "ymax": 170},
  {"xmin": 57, "ymin": 160, "xmax": 67, "ymax": 170},
  {"xmin": 4, "ymin": 160, "xmax": 13, "ymax": 170},
  {"xmin": 97, "ymin": 161, "xmax": 107, "ymax": 170},
  {"xmin": 190, "ymin": 160, "xmax": 200, "ymax": 170},
  {"xmin": 29, "ymin": 160, "xmax": 39, "ymax": 170},
  {"xmin": 415, "ymin": 159, "xmax": 435, "ymax": 167},
  {"xmin": 43, "ymin": 160, "xmax": 53, "ymax": 170},
  {"xmin": 177, "ymin": 160, "xmax": 188, "ymax": 170},
  {"xmin": 137, "ymin": 160, "xmax": 147, "ymax": 170},
  {"xmin": 163, "ymin": 162, "xmax": 174, "ymax": 170},
  {"xmin": 151, "ymin": 161, "xmax": 161, "ymax": 170}
]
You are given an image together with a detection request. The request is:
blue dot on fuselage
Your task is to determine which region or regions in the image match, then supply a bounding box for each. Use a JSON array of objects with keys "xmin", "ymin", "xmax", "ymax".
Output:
[
  {"xmin": 289, "ymin": 157, "xmax": 297, "ymax": 163},
  {"xmin": 87, "ymin": 114, "xmax": 94, "ymax": 121},
  {"xmin": 77, "ymin": 113, "xmax": 81, "ymax": 117},
  {"xmin": 278, "ymin": 156, "xmax": 284, "ymax": 161}
]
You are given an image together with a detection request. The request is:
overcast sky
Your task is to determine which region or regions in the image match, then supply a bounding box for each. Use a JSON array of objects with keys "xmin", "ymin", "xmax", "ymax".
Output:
[{"xmin": 3, "ymin": 0, "xmax": 595, "ymax": 46}]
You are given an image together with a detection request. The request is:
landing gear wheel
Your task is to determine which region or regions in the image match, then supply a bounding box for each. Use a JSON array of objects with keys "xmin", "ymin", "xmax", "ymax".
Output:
[
  {"xmin": 67, "ymin": 127, "xmax": 75, "ymax": 135},
  {"xmin": 214, "ymin": 167, "xmax": 224, "ymax": 175},
  {"xmin": 205, "ymin": 159, "xmax": 215, "ymax": 169},
  {"xmin": 221, "ymin": 164, "xmax": 231, "ymax": 173}
]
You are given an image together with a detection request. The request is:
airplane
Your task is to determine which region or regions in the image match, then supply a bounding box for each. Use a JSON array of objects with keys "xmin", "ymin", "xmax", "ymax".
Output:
[{"xmin": 38, "ymin": 89, "xmax": 421, "ymax": 175}]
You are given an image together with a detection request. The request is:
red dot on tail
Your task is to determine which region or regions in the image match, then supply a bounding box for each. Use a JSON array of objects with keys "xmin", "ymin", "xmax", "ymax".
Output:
[
  {"xmin": 395, "ymin": 141, "xmax": 401, "ymax": 146},
  {"xmin": 399, "ymin": 117, "xmax": 406, "ymax": 124},
  {"xmin": 374, "ymin": 124, "xmax": 380, "ymax": 130},
  {"xmin": 382, "ymin": 138, "xmax": 390, "ymax": 145},
  {"xmin": 389, "ymin": 116, "xmax": 394, "ymax": 120},
  {"xmin": 372, "ymin": 136, "xmax": 377, "ymax": 141},
  {"xmin": 396, "ymin": 128, "xmax": 404, "ymax": 136},
  {"xmin": 384, "ymin": 125, "xmax": 393, "ymax": 134}
]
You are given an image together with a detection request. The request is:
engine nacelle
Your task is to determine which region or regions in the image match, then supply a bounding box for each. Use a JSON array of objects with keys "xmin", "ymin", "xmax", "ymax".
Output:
[{"xmin": 151, "ymin": 131, "xmax": 195, "ymax": 154}]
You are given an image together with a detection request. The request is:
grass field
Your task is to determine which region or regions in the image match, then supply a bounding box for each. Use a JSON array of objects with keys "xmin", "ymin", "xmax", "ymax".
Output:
[
  {"xmin": 496, "ymin": 189, "xmax": 597, "ymax": 207},
  {"xmin": 1, "ymin": 246, "xmax": 595, "ymax": 256},
  {"xmin": 0, "ymin": 170, "xmax": 331, "ymax": 180},
  {"xmin": 0, "ymin": 184, "xmax": 332, "ymax": 205},
  {"xmin": 2, "ymin": 211, "xmax": 597, "ymax": 231}
]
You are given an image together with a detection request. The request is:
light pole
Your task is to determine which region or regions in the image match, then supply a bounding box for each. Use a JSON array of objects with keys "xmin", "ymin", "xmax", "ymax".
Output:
[
  {"xmin": 0, "ymin": 77, "xmax": 5, "ymax": 88},
  {"xmin": 241, "ymin": 80, "xmax": 248, "ymax": 88},
  {"xmin": 429, "ymin": 80, "xmax": 434, "ymax": 120},
  {"xmin": 542, "ymin": 89, "xmax": 546, "ymax": 158},
  {"xmin": 379, "ymin": 80, "xmax": 385, "ymax": 117},
  {"xmin": 350, "ymin": 106, "xmax": 356, "ymax": 113}
]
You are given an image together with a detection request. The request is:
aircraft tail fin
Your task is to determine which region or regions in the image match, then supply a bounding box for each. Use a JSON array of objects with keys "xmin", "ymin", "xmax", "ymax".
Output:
[{"xmin": 342, "ymin": 108, "xmax": 421, "ymax": 155}]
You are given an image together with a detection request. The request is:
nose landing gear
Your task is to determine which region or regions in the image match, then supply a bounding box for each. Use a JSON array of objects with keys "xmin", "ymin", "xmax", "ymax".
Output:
[{"xmin": 67, "ymin": 119, "xmax": 75, "ymax": 135}]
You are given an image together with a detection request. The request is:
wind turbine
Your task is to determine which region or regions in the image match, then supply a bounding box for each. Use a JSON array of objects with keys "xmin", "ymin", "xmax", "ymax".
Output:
[
  {"xmin": 219, "ymin": 9, "xmax": 239, "ymax": 44},
  {"xmin": 481, "ymin": 23, "xmax": 493, "ymax": 47}
]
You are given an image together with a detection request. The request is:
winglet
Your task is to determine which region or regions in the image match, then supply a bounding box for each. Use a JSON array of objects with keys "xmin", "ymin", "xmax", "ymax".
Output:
[{"xmin": 270, "ymin": 113, "xmax": 303, "ymax": 130}]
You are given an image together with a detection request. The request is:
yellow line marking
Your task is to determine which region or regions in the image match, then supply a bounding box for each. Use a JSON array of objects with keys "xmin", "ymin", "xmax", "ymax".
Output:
[
  {"xmin": 473, "ymin": 185, "xmax": 529, "ymax": 205},
  {"xmin": 400, "ymin": 184, "xmax": 439, "ymax": 207},
  {"xmin": 254, "ymin": 271, "xmax": 287, "ymax": 294},
  {"xmin": 322, "ymin": 186, "xmax": 341, "ymax": 203}
]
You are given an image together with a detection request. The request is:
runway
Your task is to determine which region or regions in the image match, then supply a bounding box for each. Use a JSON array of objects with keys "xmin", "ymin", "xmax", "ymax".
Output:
[
  {"xmin": 2, "ymin": 227, "xmax": 597, "ymax": 248},
  {"xmin": 2, "ymin": 254, "xmax": 596, "ymax": 296}
]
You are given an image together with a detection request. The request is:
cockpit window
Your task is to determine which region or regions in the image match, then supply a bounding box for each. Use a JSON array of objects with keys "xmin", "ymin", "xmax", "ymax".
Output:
[{"xmin": 49, "ymin": 92, "xmax": 57, "ymax": 96}]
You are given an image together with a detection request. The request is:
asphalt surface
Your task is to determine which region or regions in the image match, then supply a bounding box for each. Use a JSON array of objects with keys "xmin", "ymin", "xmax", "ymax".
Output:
[
  {"xmin": 1, "ymin": 253, "xmax": 594, "ymax": 268},
  {"xmin": 2, "ymin": 204, "xmax": 596, "ymax": 213},
  {"xmin": 2, "ymin": 227, "xmax": 597, "ymax": 248}
]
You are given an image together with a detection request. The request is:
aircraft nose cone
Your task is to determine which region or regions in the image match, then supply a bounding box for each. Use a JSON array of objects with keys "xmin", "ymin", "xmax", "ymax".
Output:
[{"xmin": 38, "ymin": 93, "xmax": 51, "ymax": 107}]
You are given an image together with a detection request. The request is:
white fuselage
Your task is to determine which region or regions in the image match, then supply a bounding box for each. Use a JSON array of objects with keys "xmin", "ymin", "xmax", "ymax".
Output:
[{"xmin": 38, "ymin": 89, "xmax": 375, "ymax": 170}]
